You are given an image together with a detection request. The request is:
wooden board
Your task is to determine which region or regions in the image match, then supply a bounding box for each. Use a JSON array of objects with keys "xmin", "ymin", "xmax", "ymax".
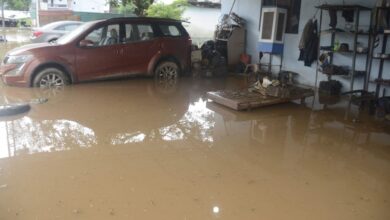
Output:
[{"xmin": 207, "ymin": 86, "xmax": 314, "ymax": 111}]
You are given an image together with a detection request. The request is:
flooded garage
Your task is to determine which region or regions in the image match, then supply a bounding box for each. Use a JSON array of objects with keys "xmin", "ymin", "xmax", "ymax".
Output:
[{"xmin": 0, "ymin": 78, "xmax": 389, "ymax": 220}]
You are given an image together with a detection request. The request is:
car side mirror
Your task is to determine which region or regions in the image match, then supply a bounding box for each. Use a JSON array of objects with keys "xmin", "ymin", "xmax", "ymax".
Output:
[{"xmin": 79, "ymin": 39, "xmax": 94, "ymax": 47}]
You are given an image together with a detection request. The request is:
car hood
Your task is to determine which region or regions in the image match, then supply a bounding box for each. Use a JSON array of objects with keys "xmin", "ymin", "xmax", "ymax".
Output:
[{"xmin": 7, "ymin": 42, "xmax": 54, "ymax": 56}]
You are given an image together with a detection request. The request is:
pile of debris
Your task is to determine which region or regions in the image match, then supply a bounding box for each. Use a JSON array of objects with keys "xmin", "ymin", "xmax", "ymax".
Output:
[
  {"xmin": 246, "ymin": 71, "xmax": 311, "ymax": 99},
  {"xmin": 215, "ymin": 12, "xmax": 246, "ymax": 40},
  {"xmin": 191, "ymin": 40, "xmax": 227, "ymax": 77},
  {"xmin": 190, "ymin": 12, "xmax": 247, "ymax": 77}
]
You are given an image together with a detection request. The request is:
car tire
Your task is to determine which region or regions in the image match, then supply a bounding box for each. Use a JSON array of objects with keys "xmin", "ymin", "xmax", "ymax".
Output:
[
  {"xmin": 33, "ymin": 68, "xmax": 70, "ymax": 88},
  {"xmin": 0, "ymin": 103, "xmax": 31, "ymax": 117},
  {"xmin": 154, "ymin": 61, "xmax": 180, "ymax": 81}
]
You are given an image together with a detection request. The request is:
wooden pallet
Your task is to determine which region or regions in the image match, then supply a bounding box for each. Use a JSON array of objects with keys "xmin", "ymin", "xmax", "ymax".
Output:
[{"xmin": 207, "ymin": 86, "xmax": 314, "ymax": 111}]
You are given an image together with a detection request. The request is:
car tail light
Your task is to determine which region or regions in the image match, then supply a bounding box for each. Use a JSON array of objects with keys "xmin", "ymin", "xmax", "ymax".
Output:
[{"xmin": 33, "ymin": 31, "xmax": 43, "ymax": 38}]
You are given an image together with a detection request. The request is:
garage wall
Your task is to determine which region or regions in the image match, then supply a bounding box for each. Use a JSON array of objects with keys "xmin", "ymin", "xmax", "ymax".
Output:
[
  {"xmin": 221, "ymin": 0, "xmax": 262, "ymax": 63},
  {"xmin": 221, "ymin": 0, "xmax": 389, "ymax": 92}
]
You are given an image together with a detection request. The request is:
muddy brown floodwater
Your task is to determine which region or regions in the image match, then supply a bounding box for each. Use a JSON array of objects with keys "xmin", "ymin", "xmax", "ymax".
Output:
[
  {"xmin": 0, "ymin": 27, "xmax": 32, "ymax": 59},
  {"xmin": 0, "ymin": 77, "xmax": 389, "ymax": 220}
]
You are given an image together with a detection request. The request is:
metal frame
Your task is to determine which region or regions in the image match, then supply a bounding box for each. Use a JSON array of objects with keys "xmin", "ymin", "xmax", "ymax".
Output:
[
  {"xmin": 367, "ymin": 6, "xmax": 390, "ymax": 98},
  {"xmin": 315, "ymin": 4, "xmax": 372, "ymax": 93}
]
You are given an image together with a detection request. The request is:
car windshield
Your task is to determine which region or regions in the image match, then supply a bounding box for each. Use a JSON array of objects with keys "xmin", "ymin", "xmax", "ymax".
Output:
[
  {"xmin": 57, "ymin": 21, "xmax": 96, "ymax": 45},
  {"xmin": 40, "ymin": 23, "xmax": 56, "ymax": 30}
]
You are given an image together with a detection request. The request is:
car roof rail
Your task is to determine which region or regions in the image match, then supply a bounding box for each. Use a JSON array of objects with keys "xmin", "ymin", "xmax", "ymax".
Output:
[{"xmin": 105, "ymin": 17, "xmax": 183, "ymax": 23}]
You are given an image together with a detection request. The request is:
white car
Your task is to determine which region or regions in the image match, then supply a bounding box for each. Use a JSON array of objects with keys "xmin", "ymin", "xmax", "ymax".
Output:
[{"xmin": 31, "ymin": 20, "xmax": 83, "ymax": 43}]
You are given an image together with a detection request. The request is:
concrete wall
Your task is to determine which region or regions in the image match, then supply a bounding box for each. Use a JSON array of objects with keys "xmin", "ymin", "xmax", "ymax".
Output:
[{"xmin": 221, "ymin": 0, "xmax": 389, "ymax": 93}]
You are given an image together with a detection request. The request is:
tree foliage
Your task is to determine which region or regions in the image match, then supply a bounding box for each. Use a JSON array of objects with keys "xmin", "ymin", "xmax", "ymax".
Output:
[
  {"xmin": 146, "ymin": 0, "xmax": 188, "ymax": 20},
  {"xmin": 108, "ymin": 0, "xmax": 154, "ymax": 16},
  {"xmin": 4, "ymin": 0, "xmax": 31, "ymax": 11}
]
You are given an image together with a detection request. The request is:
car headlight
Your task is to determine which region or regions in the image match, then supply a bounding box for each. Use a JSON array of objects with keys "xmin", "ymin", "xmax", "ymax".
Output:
[
  {"xmin": 5, "ymin": 55, "xmax": 33, "ymax": 64},
  {"xmin": 2, "ymin": 55, "xmax": 32, "ymax": 76},
  {"xmin": 3, "ymin": 63, "xmax": 26, "ymax": 76}
]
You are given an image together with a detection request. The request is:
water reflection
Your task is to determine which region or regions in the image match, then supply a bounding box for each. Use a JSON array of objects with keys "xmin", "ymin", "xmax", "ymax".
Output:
[
  {"xmin": 110, "ymin": 98, "xmax": 215, "ymax": 144},
  {"xmin": 159, "ymin": 98, "xmax": 215, "ymax": 142},
  {"xmin": 0, "ymin": 78, "xmax": 388, "ymax": 165},
  {"xmin": 208, "ymin": 101, "xmax": 390, "ymax": 177},
  {"xmin": 159, "ymin": 124, "xmax": 185, "ymax": 141},
  {"xmin": 0, "ymin": 77, "xmax": 389, "ymax": 220},
  {"xmin": 1, "ymin": 27, "xmax": 31, "ymax": 43},
  {"xmin": 111, "ymin": 131, "xmax": 146, "ymax": 145},
  {"xmin": 0, "ymin": 117, "xmax": 96, "ymax": 158}
]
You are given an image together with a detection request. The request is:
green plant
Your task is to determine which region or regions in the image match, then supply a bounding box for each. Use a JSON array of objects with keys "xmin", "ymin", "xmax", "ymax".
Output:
[
  {"xmin": 146, "ymin": 0, "xmax": 188, "ymax": 20},
  {"xmin": 5, "ymin": 0, "xmax": 31, "ymax": 11},
  {"xmin": 118, "ymin": 3, "xmax": 135, "ymax": 15},
  {"xmin": 108, "ymin": 0, "xmax": 154, "ymax": 16}
]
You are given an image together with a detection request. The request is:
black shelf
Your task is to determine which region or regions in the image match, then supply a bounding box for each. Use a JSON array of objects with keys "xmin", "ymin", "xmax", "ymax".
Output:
[
  {"xmin": 320, "ymin": 49, "xmax": 368, "ymax": 55},
  {"xmin": 372, "ymin": 56, "xmax": 390, "ymax": 60},
  {"xmin": 340, "ymin": 71, "xmax": 367, "ymax": 79},
  {"xmin": 316, "ymin": 4, "xmax": 371, "ymax": 11},
  {"xmin": 369, "ymin": 81, "xmax": 390, "ymax": 86},
  {"xmin": 318, "ymin": 69, "xmax": 366, "ymax": 77},
  {"xmin": 375, "ymin": 6, "xmax": 390, "ymax": 10},
  {"xmin": 320, "ymin": 29, "xmax": 370, "ymax": 35}
]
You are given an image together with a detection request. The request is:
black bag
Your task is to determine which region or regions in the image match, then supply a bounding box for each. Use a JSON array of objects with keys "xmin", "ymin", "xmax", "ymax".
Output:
[{"xmin": 319, "ymin": 80, "xmax": 342, "ymax": 96}]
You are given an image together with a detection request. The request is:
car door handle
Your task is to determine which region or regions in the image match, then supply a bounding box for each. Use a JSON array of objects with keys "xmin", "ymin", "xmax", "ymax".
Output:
[{"xmin": 117, "ymin": 48, "xmax": 124, "ymax": 55}]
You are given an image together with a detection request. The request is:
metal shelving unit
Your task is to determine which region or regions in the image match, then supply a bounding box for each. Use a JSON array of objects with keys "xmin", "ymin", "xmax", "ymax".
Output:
[
  {"xmin": 366, "ymin": 6, "xmax": 390, "ymax": 98},
  {"xmin": 315, "ymin": 4, "xmax": 372, "ymax": 92}
]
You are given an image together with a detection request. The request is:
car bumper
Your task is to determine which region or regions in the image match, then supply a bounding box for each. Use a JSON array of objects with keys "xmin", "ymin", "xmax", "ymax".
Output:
[{"xmin": 0, "ymin": 64, "xmax": 29, "ymax": 87}]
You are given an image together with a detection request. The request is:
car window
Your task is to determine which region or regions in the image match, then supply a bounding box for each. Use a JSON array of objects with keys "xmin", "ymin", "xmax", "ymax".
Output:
[
  {"xmin": 57, "ymin": 21, "xmax": 95, "ymax": 45},
  {"xmin": 82, "ymin": 24, "xmax": 120, "ymax": 47},
  {"xmin": 159, "ymin": 24, "xmax": 181, "ymax": 37},
  {"xmin": 54, "ymin": 23, "xmax": 80, "ymax": 31},
  {"xmin": 54, "ymin": 25, "xmax": 66, "ymax": 31},
  {"xmin": 84, "ymin": 27, "xmax": 103, "ymax": 44},
  {"xmin": 64, "ymin": 24, "xmax": 80, "ymax": 31},
  {"xmin": 124, "ymin": 24, "xmax": 139, "ymax": 42},
  {"xmin": 136, "ymin": 24, "xmax": 154, "ymax": 41}
]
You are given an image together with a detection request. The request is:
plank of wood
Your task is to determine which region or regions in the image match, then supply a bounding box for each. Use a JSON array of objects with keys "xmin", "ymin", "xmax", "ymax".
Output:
[{"xmin": 207, "ymin": 87, "xmax": 314, "ymax": 111}]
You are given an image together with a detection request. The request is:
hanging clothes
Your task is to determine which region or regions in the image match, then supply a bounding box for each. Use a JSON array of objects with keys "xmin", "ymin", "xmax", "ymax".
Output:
[
  {"xmin": 342, "ymin": 10, "xmax": 354, "ymax": 23},
  {"xmin": 328, "ymin": 9, "xmax": 337, "ymax": 28},
  {"xmin": 373, "ymin": 0, "xmax": 390, "ymax": 29},
  {"xmin": 299, "ymin": 19, "xmax": 313, "ymax": 50},
  {"xmin": 298, "ymin": 19, "xmax": 319, "ymax": 67}
]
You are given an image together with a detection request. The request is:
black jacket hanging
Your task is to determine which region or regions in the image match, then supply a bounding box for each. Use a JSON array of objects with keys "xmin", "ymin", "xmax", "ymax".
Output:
[{"xmin": 298, "ymin": 19, "xmax": 319, "ymax": 67}]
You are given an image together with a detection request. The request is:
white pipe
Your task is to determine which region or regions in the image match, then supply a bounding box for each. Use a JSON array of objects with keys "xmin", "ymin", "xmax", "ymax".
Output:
[{"xmin": 36, "ymin": 0, "xmax": 40, "ymax": 27}]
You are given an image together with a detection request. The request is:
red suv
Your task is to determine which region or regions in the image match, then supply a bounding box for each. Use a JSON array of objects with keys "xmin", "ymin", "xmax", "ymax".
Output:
[{"xmin": 0, "ymin": 17, "xmax": 191, "ymax": 87}]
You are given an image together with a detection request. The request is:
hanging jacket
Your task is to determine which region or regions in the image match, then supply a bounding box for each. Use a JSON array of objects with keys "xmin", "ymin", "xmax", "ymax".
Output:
[
  {"xmin": 298, "ymin": 19, "xmax": 318, "ymax": 67},
  {"xmin": 299, "ymin": 19, "xmax": 313, "ymax": 50}
]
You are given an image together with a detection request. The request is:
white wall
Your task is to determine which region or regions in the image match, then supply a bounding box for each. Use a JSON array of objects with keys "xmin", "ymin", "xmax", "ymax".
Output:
[
  {"xmin": 183, "ymin": 5, "xmax": 221, "ymax": 45},
  {"xmin": 221, "ymin": 0, "xmax": 389, "ymax": 92},
  {"xmin": 71, "ymin": 0, "xmax": 109, "ymax": 13}
]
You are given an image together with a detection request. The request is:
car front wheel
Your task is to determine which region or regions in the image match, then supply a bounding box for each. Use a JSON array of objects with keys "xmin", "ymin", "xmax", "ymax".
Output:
[
  {"xmin": 33, "ymin": 68, "xmax": 69, "ymax": 88},
  {"xmin": 155, "ymin": 61, "xmax": 179, "ymax": 81}
]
